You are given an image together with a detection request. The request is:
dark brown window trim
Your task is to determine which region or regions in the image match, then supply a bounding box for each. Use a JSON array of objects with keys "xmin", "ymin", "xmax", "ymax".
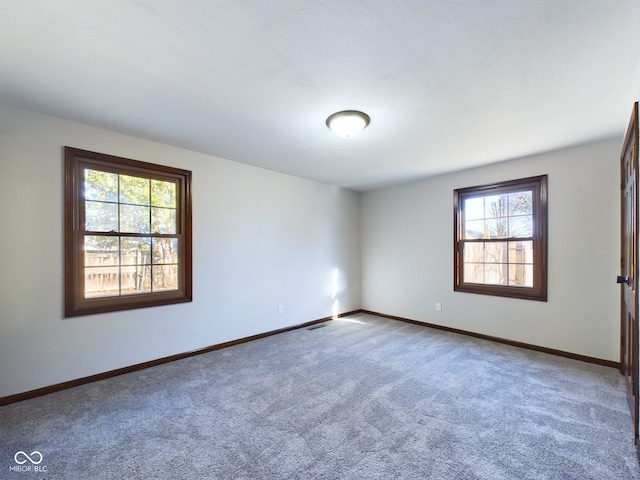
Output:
[
  {"xmin": 453, "ymin": 175, "xmax": 548, "ymax": 301},
  {"xmin": 64, "ymin": 147, "xmax": 193, "ymax": 317}
]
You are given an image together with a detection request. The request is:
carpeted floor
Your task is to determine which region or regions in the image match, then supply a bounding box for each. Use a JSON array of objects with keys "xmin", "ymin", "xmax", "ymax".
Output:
[{"xmin": 2, "ymin": 313, "xmax": 639, "ymax": 479}]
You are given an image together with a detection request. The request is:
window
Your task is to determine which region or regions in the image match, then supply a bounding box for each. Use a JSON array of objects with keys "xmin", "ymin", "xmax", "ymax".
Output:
[
  {"xmin": 454, "ymin": 175, "xmax": 547, "ymax": 301},
  {"xmin": 65, "ymin": 147, "xmax": 192, "ymax": 317}
]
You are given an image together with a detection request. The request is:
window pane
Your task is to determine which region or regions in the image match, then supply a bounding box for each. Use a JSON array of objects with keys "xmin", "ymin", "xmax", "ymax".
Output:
[
  {"xmin": 121, "ymin": 264, "xmax": 151, "ymax": 295},
  {"xmin": 151, "ymin": 180, "xmax": 176, "ymax": 208},
  {"xmin": 464, "ymin": 197, "xmax": 485, "ymax": 220},
  {"xmin": 85, "ymin": 169, "xmax": 118, "ymax": 202},
  {"xmin": 464, "ymin": 220, "xmax": 485, "ymax": 239},
  {"xmin": 485, "ymin": 218, "xmax": 508, "ymax": 238},
  {"xmin": 84, "ymin": 236, "xmax": 119, "ymax": 297},
  {"xmin": 120, "ymin": 204, "xmax": 151, "ymax": 233},
  {"xmin": 485, "ymin": 241, "xmax": 508, "ymax": 264},
  {"xmin": 463, "ymin": 242, "xmax": 484, "ymax": 263},
  {"xmin": 85, "ymin": 201, "xmax": 118, "ymax": 232},
  {"xmin": 152, "ymin": 207, "xmax": 177, "ymax": 234},
  {"xmin": 153, "ymin": 264, "xmax": 178, "ymax": 291},
  {"xmin": 464, "ymin": 241, "xmax": 533, "ymax": 287},
  {"xmin": 509, "ymin": 264, "xmax": 533, "ymax": 287},
  {"xmin": 463, "ymin": 263, "xmax": 484, "ymax": 283},
  {"xmin": 508, "ymin": 216, "xmax": 532, "ymax": 238},
  {"xmin": 509, "ymin": 241, "xmax": 533, "ymax": 263},
  {"xmin": 485, "ymin": 263, "xmax": 507, "ymax": 285},
  {"xmin": 121, "ymin": 237, "xmax": 151, "ymax": 265},
  {"xmin": 85, "ymin": 235, "xmax": 119, "ymax": 264},
  {"xmin": 152, "ymin": 238, "xmax": 179, "ymax": 264},
  {"xmin": 119, "ymin": 174, "xmax": 150, "ymax": 205},
  {"xmin": 484, "ymin": 194, "xmax": 507, "ymax": 218},
  {"xmin": 508, "ymin": 191, "xmax": 532, "ymax": 216},
  {"xmin": 85, "ymin": 267, "xmax": 120, "ymax": 297}
]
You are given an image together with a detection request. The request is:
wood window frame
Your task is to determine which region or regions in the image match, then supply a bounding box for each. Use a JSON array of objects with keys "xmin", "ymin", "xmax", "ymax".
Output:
[
  {"xmin": 64, "ymin": 147, "xmax": 193, "ymax": 317},
  {"xmin": 454, "ymin": 175, "xmax": 548, "ymax": 301}
]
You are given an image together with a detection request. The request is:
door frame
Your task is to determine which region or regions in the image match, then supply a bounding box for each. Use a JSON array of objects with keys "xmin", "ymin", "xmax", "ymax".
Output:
[{"xmin": 620, "ymin": 101, "xmax": 639, "ymax": 446}]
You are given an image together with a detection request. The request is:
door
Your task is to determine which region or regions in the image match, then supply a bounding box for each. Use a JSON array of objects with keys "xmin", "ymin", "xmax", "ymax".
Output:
[{"xmin": 620, "ymin": 101, "xmax": 639, "ymax": 444}]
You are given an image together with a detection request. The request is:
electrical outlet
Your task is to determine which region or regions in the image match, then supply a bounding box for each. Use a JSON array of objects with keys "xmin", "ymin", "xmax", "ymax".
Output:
[
  {"xmin": 435, "ymin": 302, "xmax": 442, "ymax": 312},
  {"xmin": 278, "ymin": 305, "xmax": 284, "ymax": 315}
]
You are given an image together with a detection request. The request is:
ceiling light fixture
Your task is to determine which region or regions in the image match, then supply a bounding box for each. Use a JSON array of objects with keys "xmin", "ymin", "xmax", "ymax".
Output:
[{"xmin": 326, "ymin": 110, "xmax": 370, "ymax": 138}]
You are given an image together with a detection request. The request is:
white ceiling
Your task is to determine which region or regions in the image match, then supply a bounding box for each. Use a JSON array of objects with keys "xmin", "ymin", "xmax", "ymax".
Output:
[{"xmin": 2, "ymin": 1, "xmax": 640, "ymax": 191}]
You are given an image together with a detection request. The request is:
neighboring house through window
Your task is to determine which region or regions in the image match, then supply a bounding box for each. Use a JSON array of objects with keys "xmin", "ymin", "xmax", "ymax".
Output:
[
  {"xmin": 65, "ymin": 147, "xmax": 192, "ymax": 317},
  {"xmin": 454, "ymin": 175, "xmax": 547, "ymax": 301}
]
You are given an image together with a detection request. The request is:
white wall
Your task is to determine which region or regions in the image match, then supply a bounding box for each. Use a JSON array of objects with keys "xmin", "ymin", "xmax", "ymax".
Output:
[
  {"xmin": 361, "ymin": 139, "xmax": 621, "ymax": 361},
  {"xmin": 0, "ymin": 104, "xmax": 361, "ymax": 398},
  {"xmin": 0, "ymin": 102, "xmax": 624, "ymax": 398}
]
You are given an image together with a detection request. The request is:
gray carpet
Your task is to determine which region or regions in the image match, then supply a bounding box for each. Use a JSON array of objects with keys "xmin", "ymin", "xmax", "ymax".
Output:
[{"xmin": 2, "ymin": 313, "xmax": 639, "ymax": 479}]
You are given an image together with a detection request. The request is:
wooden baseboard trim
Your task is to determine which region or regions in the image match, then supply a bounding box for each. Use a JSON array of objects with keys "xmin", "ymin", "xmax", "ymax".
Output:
[
  {"xmin": 2, "ymin": 308, "xmax": 617, "ymax": 406},
  {"xmin": 0, "ymin": 310, "xmax": 361, "ymax": 407},
  {"xmin": 361, "ymin": 310, "xmax": 620, "ymax": 370}
]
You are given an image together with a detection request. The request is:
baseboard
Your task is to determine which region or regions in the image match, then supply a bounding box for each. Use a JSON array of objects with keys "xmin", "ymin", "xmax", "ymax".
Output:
[
  {"xmin": 0, "ymin": 310, "xmax": 361, "ymax": 407},
  {"xmin": 2, "ymin": 308, "xmax": 618, "ymax": 406},
  {"xmin": 361, "ymin": 310, "xmax": 620, "ymax": 370}
]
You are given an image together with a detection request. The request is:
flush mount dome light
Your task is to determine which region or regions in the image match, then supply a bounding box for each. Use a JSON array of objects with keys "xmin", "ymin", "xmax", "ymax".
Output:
[{"xmin": 326, "ymin": 110, "xmax": 370, "ymax": 138}]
